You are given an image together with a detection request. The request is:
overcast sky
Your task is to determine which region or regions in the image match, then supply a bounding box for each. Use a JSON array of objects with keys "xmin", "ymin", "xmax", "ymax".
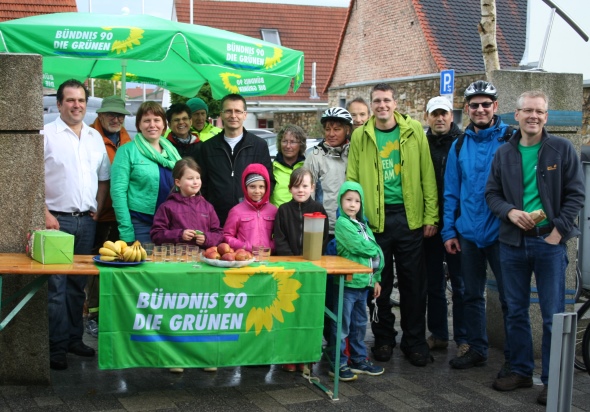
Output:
[{"xmin": 75, "ymin": 0, "xmax": 590, "ymax": 80}]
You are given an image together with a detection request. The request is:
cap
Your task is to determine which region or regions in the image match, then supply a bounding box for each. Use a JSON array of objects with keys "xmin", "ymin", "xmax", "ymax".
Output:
[
  {"xmin": 186, "ymin": 98, "xmax": 208, "ymax": 115},
  {"xmin": 245, "ymin": 173, "xmax": 265, "ymax": 186},
  {"xmin": 96, "ymin": 95, "xmax": 131, "ymax": 115},
  {"xmin": 426, "ymin": 96, "xmax": 453, "ymax": 113}
]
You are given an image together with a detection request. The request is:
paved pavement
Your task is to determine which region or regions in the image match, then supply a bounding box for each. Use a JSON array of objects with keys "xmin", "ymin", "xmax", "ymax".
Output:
[{"xmin": 1, "ymin": 309, "xmax": 590, "ymax": 411}]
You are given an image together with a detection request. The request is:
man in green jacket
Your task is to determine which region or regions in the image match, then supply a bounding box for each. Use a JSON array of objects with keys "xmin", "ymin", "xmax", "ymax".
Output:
[
  {"xmin": 186, "ymin": 97, "xmax": 221, "ymax": 142},
  {"xmin": 347, "ymin": 83, "xmax": 438, "ymax": 367}
]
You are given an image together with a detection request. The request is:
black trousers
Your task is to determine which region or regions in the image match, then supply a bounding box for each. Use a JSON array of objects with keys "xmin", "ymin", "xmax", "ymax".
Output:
[{"xmin": 368, "ymin": 204, "xmax": 428, "ymax": 355}]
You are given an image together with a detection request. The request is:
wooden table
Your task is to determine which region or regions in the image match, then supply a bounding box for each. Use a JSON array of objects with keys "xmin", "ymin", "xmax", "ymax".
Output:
[{"xmin": 0, "ymin": 253, "xmax": 371, "ymax": 400}]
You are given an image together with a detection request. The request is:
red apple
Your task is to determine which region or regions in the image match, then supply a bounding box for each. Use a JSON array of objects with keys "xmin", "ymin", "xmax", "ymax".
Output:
[
  {"xmin": 217, "ymin": 242, "xmax": 232, "ymax": 255},
  {"xmin": 205, "ymin": 250, "xmax": 221, "ymax": 260},
  {"xmin": 221, "ymin": 252, "xmax": 236, "ymax": 261},
  {"xmin": 235, "ymin": 250, "xmax": 249, "ymax": 261}
]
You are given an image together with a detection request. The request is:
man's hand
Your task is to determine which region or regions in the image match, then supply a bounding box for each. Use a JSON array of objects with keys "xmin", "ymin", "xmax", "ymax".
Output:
[
  {"xmin": 45, "ymin": 208, "xmax": 59, "ymax": 229},
  {"xmin": 373, "ymin": 282, "xmax": 381, "ymax": 299},
  {"xmin": 544, "ymin": 227, "xmax": 562, "ymax": 245},
  {"xmin": 423, "ymin": 224, "xmax": 437, "ymax": 238},
  {"xmin": 444, "ymin": 238, "xmax": 461, "ymax": 254},
  {"xmin": 507, "ymin": 209, "xmax": 535, "ymax": 230}
]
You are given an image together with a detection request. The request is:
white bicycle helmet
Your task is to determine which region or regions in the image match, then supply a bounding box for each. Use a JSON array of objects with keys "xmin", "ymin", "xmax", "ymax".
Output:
[
  {"xmin": 321, "ymin": 107, "xmax": 353, "ymax": 126},
  {"xmin": 464, "ymin": 80, "xmax": 498, "ymax": 101}
]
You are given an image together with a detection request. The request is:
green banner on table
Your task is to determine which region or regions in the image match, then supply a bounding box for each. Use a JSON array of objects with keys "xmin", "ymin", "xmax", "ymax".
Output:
[{"xmin": 98, "ymin": 262, "xmax": 326, "ymax": 369}]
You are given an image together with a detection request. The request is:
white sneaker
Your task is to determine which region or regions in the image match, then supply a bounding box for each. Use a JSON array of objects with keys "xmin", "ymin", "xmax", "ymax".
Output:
[
  {"xmin": 169, "ymin": 368, "xmax": 184, "ymax": 373},
  {"xmin": 203, "ymin": 367, "xmax": 217, "ymax": 372}
]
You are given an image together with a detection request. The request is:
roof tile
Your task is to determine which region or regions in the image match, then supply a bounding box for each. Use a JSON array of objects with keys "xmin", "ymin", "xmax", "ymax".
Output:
[
  {"xmin": 175, "ymin": 0, "xmax": 347, "ymax": 101},
  {"xmin": 0, "ymin": 0, "xmax": 77, "ymax": 22}
]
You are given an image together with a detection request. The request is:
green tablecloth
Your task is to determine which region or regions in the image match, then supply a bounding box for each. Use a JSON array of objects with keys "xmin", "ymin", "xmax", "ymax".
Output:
[{"xmin": 97, "ymin": 261, "xmax": 327, "ymax": 369}]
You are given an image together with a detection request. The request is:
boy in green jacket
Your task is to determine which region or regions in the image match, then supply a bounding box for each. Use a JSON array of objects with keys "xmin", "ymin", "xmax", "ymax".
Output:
[{"xmin": 330, "ymin": 181, "xmax": 385, "ymax": 381}]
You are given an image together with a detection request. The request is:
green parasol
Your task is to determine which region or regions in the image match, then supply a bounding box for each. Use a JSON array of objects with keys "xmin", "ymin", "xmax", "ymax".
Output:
[{"xmin": 0, "ymin": 12, "xmax": 304, "ymax": 98}]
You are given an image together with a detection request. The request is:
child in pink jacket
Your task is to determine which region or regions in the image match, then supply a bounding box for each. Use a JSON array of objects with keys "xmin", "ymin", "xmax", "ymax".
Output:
[{"xmin": 223, "ymin": 163, "xmax": 277, "ymax": 252}]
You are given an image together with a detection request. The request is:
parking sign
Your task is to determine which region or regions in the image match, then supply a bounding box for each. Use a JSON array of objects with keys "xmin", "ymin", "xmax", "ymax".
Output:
[{"xmin": 440, "ymin": 70, "xmax": 455, "ymax": 95}]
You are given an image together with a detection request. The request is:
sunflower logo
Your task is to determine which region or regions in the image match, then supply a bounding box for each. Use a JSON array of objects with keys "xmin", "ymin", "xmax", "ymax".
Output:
[
  {"xmin": 222, "ymin": 266, "xmax": 301, "ymax": 335},
  {"xmin": 220, "ymin": 72, "xmax": 241, "ymax": 93},
  {"xmin": 108, "ymin": 27, "xmax": 144, "ymax": 54},
  {"xmin": 264, "ymin": 47, "xmax": 283, "ymax": 70},
  {"xmin": 379, "ymin": 140, "xmax": 399, "ymax": 158}
]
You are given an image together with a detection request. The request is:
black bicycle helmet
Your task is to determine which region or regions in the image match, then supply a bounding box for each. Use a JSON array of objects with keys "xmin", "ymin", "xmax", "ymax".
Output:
[
  {"xmin": 464, "ymin": 80, "xmax": 498, "ymax": 101},
  {"xmin": 321, "ymin": 107, "xmax": 353, "ymax": 126}
]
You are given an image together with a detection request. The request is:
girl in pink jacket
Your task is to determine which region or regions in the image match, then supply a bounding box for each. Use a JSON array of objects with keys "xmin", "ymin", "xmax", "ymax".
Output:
[{"xmin": 223, "ymin": 163, "xmax": 277, "ymax": 252}]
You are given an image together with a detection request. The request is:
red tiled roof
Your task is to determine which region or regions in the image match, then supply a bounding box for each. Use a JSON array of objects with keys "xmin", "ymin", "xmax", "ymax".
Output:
[
  {"xmin": 412, "ymin": 0, "xmax": 526, "ymax": 72},
  {"xmin": 0, "ymin": 0, "xmax": 77, "ymax": 22},
  {"xmin": 175, "ymin": 0, "xmax": 347, "ymax": 101},
  {"xmin": 326, "ymin": 0, "xmax": 526, "ymax": 91}
]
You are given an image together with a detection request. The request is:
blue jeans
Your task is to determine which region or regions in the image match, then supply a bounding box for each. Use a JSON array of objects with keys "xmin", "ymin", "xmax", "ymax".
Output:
[
  {"xmin": 131, "ymin": 216, "xmax": 153, "ymax": 244},
  {"xmin": 48, "ymin": 214, "xmax": 96, "ymax": 358},
  {"xmin": 459, "ymin": 235, "xmax": 509, "ymax": 359},
  {"xmin": 500, "ymin": 236, "xmax": 567, "ymax": 384},
  {"xmin": 331, "ymin": 286, "xmax": 369, "ymax": 367},
  {"xmin": 424, "ymin": 234, "xmax": 466, "ymax": 344}
]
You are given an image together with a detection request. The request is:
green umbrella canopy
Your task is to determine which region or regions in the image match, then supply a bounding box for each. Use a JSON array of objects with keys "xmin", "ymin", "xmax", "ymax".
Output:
[{"xmin": 0, "ymin": 12, "xmax": 304, "ymax": 98}]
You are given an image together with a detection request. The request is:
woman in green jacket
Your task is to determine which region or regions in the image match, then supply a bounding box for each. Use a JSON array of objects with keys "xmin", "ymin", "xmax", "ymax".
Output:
[{"xmin": 111, "ymin": 101, "xmax": 181, "ymax": 243}]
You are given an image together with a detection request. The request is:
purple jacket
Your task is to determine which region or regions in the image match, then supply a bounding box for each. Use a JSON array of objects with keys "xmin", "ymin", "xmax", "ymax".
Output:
[{"xmin": 150, "ymin": 192, "xmax": 224, "ymax": 247}]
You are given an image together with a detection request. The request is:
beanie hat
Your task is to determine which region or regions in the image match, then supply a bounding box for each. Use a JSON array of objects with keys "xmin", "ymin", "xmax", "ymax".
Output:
[
  {"xmin": 186, "ymin": 98, "xmax": 208, "ymax": 115},
  {"xmin": 245, "ymin": 173, "xmax": 265, "ymax": 187}
]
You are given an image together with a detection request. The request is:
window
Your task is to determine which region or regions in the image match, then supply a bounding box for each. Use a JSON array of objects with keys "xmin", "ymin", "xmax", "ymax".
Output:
[{"xmin": 261, "ymin": 29, "xmax": 281, "ymax": 45}]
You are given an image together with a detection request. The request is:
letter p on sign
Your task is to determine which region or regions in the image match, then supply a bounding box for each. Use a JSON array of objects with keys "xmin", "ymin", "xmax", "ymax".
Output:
[{"xmin": 440, "ymin": 70, "xmax": 455, "ymax": 95}]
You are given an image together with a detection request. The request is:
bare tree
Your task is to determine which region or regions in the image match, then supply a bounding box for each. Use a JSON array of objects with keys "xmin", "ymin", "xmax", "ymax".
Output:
[{"xmin": 479, "ymin": 0, "xmax": 500, "ymax": 79}]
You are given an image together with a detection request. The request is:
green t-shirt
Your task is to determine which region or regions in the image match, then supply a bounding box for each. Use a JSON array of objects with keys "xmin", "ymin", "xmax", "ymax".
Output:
[
  {"xmin": 376, "ymin": 126, "xmax": 402, "ymax": 205},
  {"xmin": 519, "ymin": 142, "xmax": 547, "ymax": 226}
]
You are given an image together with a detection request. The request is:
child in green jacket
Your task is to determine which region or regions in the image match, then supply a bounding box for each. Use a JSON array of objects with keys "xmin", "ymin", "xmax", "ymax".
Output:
[{"xmin": 331, "ymin": 181, "xmax": 385, "ymax": 381}]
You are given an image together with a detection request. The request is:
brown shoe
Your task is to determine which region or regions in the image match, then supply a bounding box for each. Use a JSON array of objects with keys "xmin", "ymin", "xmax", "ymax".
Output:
[
  {"xmin": 427, "ymin": 335, "xmax": 449, "ymax": 350},
  {"xmin": 456, "ymin": 343, "xmax": 470, "ymax": 357},
  {"xmin": 537, "ymin": 385, "xmax": 548, "ymax": 406},
  {"xmin": 492, "ymin": 372, "xmax": 533, "ymax": 391}
]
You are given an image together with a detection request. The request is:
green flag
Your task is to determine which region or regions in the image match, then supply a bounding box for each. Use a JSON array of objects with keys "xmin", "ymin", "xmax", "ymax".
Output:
[{"xmin": 98, "ymin": 262, "xmax": 326, "ymax": 369}]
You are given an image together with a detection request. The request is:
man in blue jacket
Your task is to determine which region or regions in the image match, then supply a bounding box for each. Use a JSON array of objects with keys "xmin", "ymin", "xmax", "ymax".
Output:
[
  {"xmin": 486, "ymin": 90, "xmax": 584, "ymax": 405},
  {"xmin": 442, "ymin": 80, "xmax": 512, "ymax": 373}
]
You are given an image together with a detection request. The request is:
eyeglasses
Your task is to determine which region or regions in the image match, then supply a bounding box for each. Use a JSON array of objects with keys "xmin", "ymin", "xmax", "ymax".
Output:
[
  {"xmin": 518, "ymin": 108, "xmax": 547, "ymax": 116},
  {"xmin": 172, "ymin": 116, "xmax": 190, "ymax": 123},
  {"xmin": 468, "ymin": 102, "xmax": 493, "ymax": 110},
  {"xmin": 222, "ymin": 109, "xmax": 245, "ymax": 116},
  {"xmin": 104, "ymin": 112, "xmax": 125, "ymax": 120},
  {"xmin": 281, "ymin": 140, "xmax": 300, "ymax": 146}
]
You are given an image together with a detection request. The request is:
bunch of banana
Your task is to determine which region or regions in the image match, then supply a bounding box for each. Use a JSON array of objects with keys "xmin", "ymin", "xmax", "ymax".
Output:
[
  {"xmin": 98, "ymin": 240, "xmax": 146, "ymax": 262},
  {"xmin": 121, "ymin": 240, "xmax": 147, "ymax": 262}
]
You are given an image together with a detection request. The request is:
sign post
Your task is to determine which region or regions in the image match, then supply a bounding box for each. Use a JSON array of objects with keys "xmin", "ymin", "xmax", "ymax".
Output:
[{"xmin": 440, "ymin": 69, "xmax": 455, "ymax": 100}]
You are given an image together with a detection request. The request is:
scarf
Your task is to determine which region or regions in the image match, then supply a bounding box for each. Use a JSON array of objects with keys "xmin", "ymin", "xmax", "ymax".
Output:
[{"xmin": 134, "ymin": 133, "xmax": 181, "ymax": 170}]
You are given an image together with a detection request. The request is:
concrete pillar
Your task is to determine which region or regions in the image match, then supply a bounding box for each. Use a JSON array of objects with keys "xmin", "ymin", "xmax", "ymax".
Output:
[
  {"xmin": 486, "ymin": 70, "xmax": 583, "ymax": 358},
  {"xmin": 0, "ymin": 54, "xmax": 49, "ymax": 384}
]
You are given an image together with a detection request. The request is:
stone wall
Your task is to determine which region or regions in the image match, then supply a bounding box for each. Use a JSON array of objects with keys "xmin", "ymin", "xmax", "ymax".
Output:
[
  {"xmin": 328, "ymin": 72, "xmax": 485, "ymax": 127},
  {"xmin": 0, "ymin": 54, "xmax": 49, "ymax": 384},
  {"xmin": 273, "ymin": 109, "xmax": 325, "ymax": 138},
  {"xmin": 583, "ymin": 85, "xmax": 590, "ymax": 139}
]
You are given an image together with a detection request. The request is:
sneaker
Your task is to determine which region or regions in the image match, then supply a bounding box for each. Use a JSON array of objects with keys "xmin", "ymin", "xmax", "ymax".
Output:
[
  {"xmin": 496, "ymin": 361, "xmax": 511, "ymax": 379},
  {"xmin": 492, "ymin": 372, "xmax": 533, "ymax": 391},
  {"xmin": 537, "ymin": 385, "xmax": 548, "ymax": 406},
  {"xmin": 350, "ymin": 359, "xmax": 384, "ymax": 376},
  {"xmin": 456, "ymin": 343, "xmax": 470, "ymax": 357},
  {"xmin": 328, "ymin": 366, "xmax": 358, "ymax": 382},
  {"xmin": 85, "ymin": 319, "xmax": 98, "ymax": 338},
  {"xmin": 281, "ymin": 364, "xmax": 296, "ymax": 372},
  {"xmin": 427, "ymin": 335, "xmax": 449, "ymax": 350},
  {"xmin": 169, "ymin": 368, "xmax": 184, "ymax": 373},
  {"xmin": 203, "ymin": 367, "xmax": 217, "ymax": 372},
  {"xmin": 449, "ymin": 348, "xmax": 487, "ymax": 369},
  {"xmin": 371, "ymin": 344, "xmax": 393, "ymax": 362}
]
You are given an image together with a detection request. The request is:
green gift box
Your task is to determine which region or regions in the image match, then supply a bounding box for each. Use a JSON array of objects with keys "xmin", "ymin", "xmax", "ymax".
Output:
[{"xmin": 27, "ymin": 230, "xmax": 74, "ymax": 264}]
